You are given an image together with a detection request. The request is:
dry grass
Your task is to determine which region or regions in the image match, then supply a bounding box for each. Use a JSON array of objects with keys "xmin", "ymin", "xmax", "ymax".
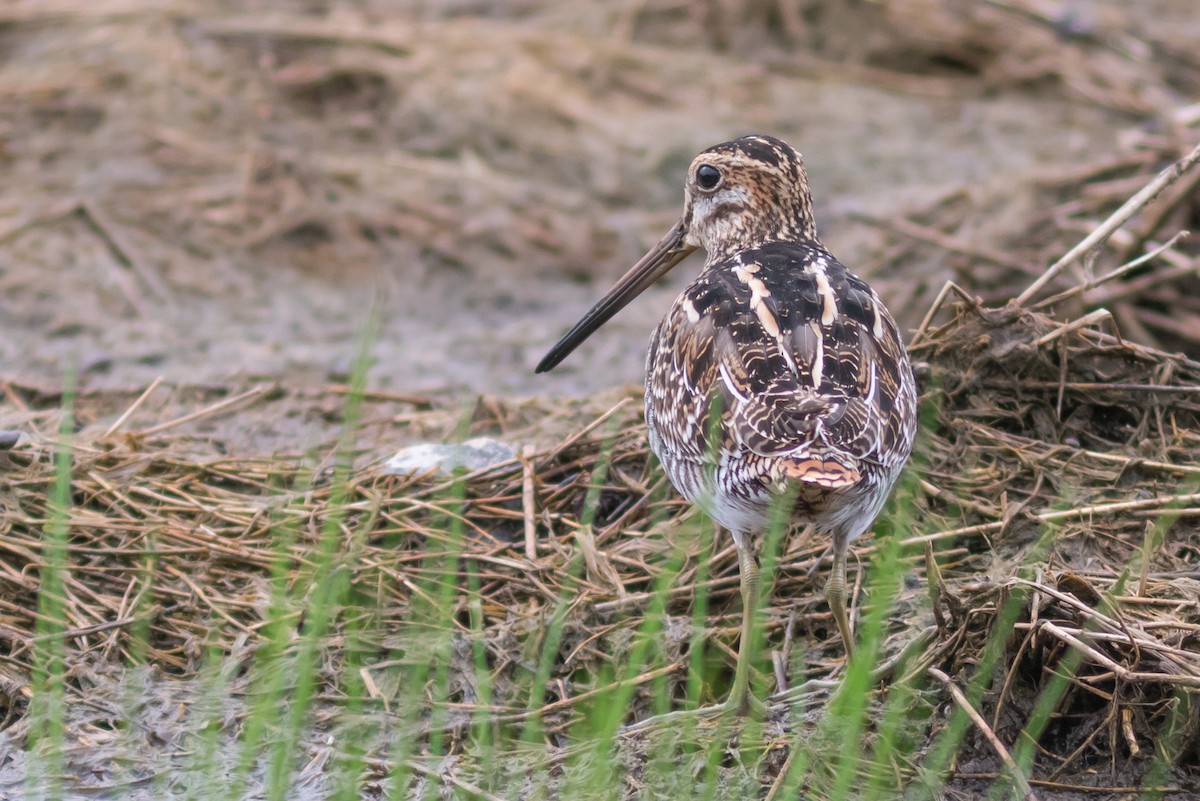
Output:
[
  {"xmin": 3, "ymin": 146, "xmax": 1200, "ymax": 793},
  {"xmin": 1, "ymin": 1, "xmax": 1200, "ymax": 796}
]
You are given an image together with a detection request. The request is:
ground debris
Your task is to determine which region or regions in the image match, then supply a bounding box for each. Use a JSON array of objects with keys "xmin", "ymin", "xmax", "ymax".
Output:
[
  {"xmin": 4, "ymin": 283, "xmax": 1200, "ymax": 794},
  {"xmin": 1, "ymin": 1, "xmax": 1200, "ymax": 797}
]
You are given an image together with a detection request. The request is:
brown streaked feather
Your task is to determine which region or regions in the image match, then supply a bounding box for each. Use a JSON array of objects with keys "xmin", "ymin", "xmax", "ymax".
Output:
[
  {"xmin": 779, "ymin": 457, "xmax": 861, "ymax": 487},
  {"xmin": 534, "ymin": 135, "xmax": 921, "ymax": 541},
  {"xmin": 648, "ymin": 241, "xmax": 911, "ymax": 482}
]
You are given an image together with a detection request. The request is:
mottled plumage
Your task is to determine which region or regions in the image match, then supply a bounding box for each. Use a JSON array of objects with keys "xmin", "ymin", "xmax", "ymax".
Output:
[
  {"xmin": 537, "ymin": 135, "xmax": 917, "ymax": 708},
  {"xmin": 646, "ymin": 237, "xmax": 915, "ymax": 544}
]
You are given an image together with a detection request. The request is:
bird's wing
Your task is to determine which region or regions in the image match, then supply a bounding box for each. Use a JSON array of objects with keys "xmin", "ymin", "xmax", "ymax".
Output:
[{"xmin": 647, "ymin": 243, "xmax": 912, "ymax": 483}]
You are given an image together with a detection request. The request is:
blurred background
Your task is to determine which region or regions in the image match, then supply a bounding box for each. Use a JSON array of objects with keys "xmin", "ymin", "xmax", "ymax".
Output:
[{"xmin": 1, "ymin": 0, "xmax": 1197, "ymax": 397}]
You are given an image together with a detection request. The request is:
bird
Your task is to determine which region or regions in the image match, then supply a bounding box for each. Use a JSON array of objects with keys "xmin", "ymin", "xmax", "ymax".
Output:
[{"xmin": 536, "ymin": 135, "xmax": 918, "ymax": 711}]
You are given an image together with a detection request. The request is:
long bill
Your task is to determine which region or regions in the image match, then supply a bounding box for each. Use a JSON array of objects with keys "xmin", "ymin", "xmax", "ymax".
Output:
[{"xmin": 535, "ymin": 219, "xmax": 695, "ymax": 373}]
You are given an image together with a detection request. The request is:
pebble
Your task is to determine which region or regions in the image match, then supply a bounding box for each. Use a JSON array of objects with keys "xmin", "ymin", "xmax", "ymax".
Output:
[{"xmin": 383, "ymin": 438, "xmax": 516, "ymax": 477}]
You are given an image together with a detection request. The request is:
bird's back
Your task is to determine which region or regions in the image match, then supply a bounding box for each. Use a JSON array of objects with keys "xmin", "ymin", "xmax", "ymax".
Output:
[{"xmin": 645, "ymin": 240, "xmax": 917, "ymax": 537}]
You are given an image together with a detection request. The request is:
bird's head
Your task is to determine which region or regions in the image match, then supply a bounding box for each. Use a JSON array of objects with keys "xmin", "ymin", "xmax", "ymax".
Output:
[
  {"xmin": 536, "ymin": 135, "xmax": 817, "ymax": 373},
  {"xmin": 681, "ymin": 135, "xmax": 818, "ymax": 258}
]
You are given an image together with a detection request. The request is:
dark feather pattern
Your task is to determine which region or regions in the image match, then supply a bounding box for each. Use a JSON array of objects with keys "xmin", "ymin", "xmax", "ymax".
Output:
[{"xmin": 643, "ymin": 147, "xmax": 917, "ymax": 541}]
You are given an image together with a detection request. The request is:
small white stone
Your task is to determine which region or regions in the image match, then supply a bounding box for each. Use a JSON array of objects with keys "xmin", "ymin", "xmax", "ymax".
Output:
[{"xmin": 384, "ymin": 438, "xmax": 516, "ymax": 476}]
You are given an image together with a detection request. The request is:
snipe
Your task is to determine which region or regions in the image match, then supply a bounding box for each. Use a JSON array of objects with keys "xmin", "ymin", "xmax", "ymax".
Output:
[{"xmin": 537, "ymin": 135, "xmax": 918, "ymax": 710}]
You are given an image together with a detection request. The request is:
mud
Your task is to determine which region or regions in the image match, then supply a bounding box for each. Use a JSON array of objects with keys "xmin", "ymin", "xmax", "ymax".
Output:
[{"xmin": 3, "ymin": 2, "xmax": 1194, "ymax": 400}]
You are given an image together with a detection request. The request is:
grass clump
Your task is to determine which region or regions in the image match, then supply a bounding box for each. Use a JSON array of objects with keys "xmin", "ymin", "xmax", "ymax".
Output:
[{"xmin": 5, "ymin": 158, "xmax": 1200, "ymax": 798}]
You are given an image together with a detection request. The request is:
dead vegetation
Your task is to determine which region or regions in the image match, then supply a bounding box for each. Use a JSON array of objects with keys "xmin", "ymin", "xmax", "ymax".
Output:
[
  {"xmin": 3, "ymin": 143, "xmax": 1200, "ymax": 795},
  {"xmin": 2, "ymin": 1, "xmax": 1200, "ymax": 797},
  {"xmin": 862, "ymin": 122, "xmax": 1200, "ymax": 358}
]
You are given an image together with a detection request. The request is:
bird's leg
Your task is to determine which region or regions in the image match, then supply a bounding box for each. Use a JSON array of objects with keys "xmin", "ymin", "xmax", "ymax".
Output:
[
  {"xmin": 729, "ymin": 530, "xmax": 764, "ymax": 712},
  {"xmin": 825, "ymin": 534, "xmax": 855, "ymax": 659},
  {"xmin": 619, "ymin": 529, "xmax": 768, "ymax": 733}
]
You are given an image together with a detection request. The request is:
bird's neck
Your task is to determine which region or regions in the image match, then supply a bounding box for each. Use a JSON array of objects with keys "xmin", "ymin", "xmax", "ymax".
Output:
[{"xmin": 702, "ymin": 231, "xmax": 824, "ymax": 265}]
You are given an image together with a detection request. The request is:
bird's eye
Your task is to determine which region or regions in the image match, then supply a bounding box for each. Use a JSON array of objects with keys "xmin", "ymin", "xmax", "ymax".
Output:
[{"xmin": 695, "ymin": 164, "xmax": 721, "ymax": 190}]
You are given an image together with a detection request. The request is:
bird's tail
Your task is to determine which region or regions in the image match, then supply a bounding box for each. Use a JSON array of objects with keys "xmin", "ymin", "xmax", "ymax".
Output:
[{"xmin": 778, "ymin": 456, "xmax": 860, "ymax": 488}]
